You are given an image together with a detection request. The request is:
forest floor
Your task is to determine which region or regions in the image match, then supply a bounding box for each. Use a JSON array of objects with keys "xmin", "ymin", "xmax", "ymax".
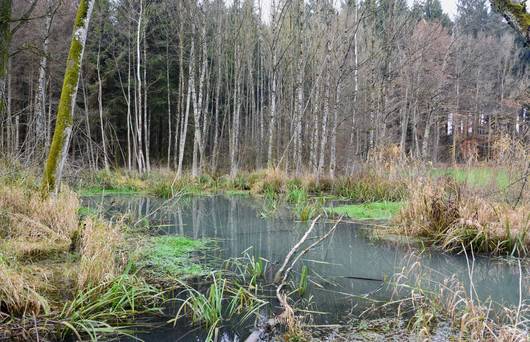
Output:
[{"xmin": 0, "ymin": 160, "xmax": 528, "ymax": 340}]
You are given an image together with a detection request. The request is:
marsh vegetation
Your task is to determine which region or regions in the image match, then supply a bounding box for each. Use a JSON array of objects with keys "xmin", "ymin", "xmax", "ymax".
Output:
[{"xmin": 1, "ymin": 0, "xmax": 529, "ymax": 340}]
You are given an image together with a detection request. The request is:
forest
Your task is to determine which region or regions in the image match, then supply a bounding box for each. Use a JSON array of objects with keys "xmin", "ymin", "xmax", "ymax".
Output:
[{"xmin": 0, "ymin": 0, "xmax": 529, "ymax": 341}]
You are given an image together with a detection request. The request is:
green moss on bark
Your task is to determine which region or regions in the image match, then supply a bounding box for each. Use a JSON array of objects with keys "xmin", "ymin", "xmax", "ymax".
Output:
[
  {"xmin": 42, "ymin": 0, "xmax": 93, "ymax": 193},
  {"xmin": 491, "ymin": 0, "xmax": 530, "ymax": 42}
]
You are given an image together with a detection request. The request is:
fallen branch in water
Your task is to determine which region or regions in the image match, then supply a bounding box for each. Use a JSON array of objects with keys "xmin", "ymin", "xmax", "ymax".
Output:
[
  {"xmin": 245, "ymin": 216, "xmax": 340, "ymax": 342},
  {"xmin": 273, "ymin": 215, "xmax": 321, "ymax": 284}
]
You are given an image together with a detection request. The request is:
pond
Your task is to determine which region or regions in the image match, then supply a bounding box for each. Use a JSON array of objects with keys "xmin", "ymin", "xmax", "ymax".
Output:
[{"xmin": 83, "ymin": 194, "xmax": 530, "ymax": 341}]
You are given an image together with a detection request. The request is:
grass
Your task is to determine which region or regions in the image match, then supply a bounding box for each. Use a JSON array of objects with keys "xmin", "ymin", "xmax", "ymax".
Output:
[
  {"xmin": 170, "ymin": 273, "xmax": 266, "ymax": 341},
  {"xmin": 327, "ymin": 201, "xmax": 403, "ymax": 220},
  {"xmin": 388, "ymin": 255, "xmax": 529, "ymax": 340},
  {"xmin": 77, "ymin": 167, "xmax": 408, "ymax": 203},
  {"xmin": 58, "ymin": 272, "xmax": 163, "ymax": 340},
  {"xmin": 0, "ymin": 167, "xmax": 201, "ymax": 340},
  {"xmin": 431, "ymin": 166, "xmax": 510, "ymax": 190},
  {"xmin": 395, "ymin": 179, "xmax": 530, "ymax": 256},
  {"xmin": 77, "ymin": 216, "xmax": 123, "ymax": 289},
  {"xmin": 136, "ymin": 236, "xmax": 211, "ymax": 281}
]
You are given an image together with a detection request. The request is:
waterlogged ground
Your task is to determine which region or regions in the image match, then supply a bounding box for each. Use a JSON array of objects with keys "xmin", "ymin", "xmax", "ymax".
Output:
[{"xmin": 82, "ymin": 195, "xmax": 530, "ymax": 341}]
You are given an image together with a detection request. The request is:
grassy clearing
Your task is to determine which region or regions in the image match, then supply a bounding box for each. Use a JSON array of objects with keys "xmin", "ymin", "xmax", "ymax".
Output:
[
  {"xmin": 431, "ymin": 166, "xmax": 510, "ymax": 190},
  {"xmin": 136, "ymin": 236, "xmax": 211, "ymax": 281},
  {"xmin": 327, "ymin": 201, "xmax": 403, "ymax": 220}
]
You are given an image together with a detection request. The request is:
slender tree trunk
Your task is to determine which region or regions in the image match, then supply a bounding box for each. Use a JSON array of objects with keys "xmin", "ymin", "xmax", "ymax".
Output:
[
  {"xmin": 42, "ymin": 0, "xmax": 95, "ymax": 193},
  {"xmin": 317, "ymin": 39, "xmax": 331, "ymax": 181},
  {"xmin": 0, "ymin": 0, "xmax": 11, "ymax": 121},
  {"xmin": 81, "ymin": 74, "xmax": 95, "ymax": 170},
  {"xmin": 143, "ymin": 33, "xmax": 150, "ymax": 172},
  {"xmin": 230, "ymin": 46, "xmax": 241, "ymax": 178},
  {"xmin": 96, "ymin": 42, "xmax": 109, "ymax": 169},
  {"xmin": 192, "ymin": 22, "xmax": 207, "ymax": 178},
  {"xmin": 177, "ymin": 24, "xmax": 195, "ymax": 177},
  {"xmin": 174, "ymin": 11, "xmax": 184, "ymax": 169},
  {"xmin": 135, "ymin": 0, "xmax": 145, "ymax": 172},
  {"xmin": 211, "ymin": 38, "xmax": 222, "ymax": 173},
  {"xmin": 35, "ymin": 0, "xmax": 52, "ymax": 155},
  {"xmin": 166, "ymin": 37, "xmax": 172, "ymax": 168},
  {"xmin": 330, "ymin": 83, "xmax": 340, "ymax": 179}
]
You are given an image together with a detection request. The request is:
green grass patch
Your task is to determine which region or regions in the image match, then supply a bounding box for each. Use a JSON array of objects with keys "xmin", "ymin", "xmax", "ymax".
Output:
[
  {"xmin": 326, "ymin": 201, "xmax": 403, "ymax": 220},
  {"xmin": 137, "ymin": 236, "xmax": 211, "ymax": 280},
  {"xmin": 430, "ymin": 167, "xmax": 510, "ymax": 190}
]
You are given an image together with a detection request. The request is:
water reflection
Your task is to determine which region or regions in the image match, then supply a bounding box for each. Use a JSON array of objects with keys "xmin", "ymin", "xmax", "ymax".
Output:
[{"xmin": 83, "ymin": 195, "xmax": 530, "ymax": 339}]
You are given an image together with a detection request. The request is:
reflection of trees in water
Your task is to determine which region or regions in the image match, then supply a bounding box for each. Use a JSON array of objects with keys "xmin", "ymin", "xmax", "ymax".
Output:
[{"xmin": 85, "ymin": 195, "xmax": 529, "ymax": 309}]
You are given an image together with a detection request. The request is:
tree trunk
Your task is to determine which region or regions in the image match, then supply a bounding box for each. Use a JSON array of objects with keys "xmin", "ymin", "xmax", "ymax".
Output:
[
  {"xmin": 329, "ymin": 83, "xmax": 340, "ymax": 179},
  {"xmin": 166, "ymin": 37, "xmax": 172, "ymax": 168},
  {"xmin": 135, "ymin": 0, "xmax": 145, "ymax": 172},
  {"xmin": 35, "ymin": 0, "xmax": 52, "ymax": 155},
  {"xmin": 177, "ymin": 24, "xmax": 195, "ymax": 177},
  {"xmin": 96, "ymin": 41, "xmax": 109, "ymax": 169},
  {"xmin": 42, "ymin": 0, "xmax": 95, "ymax": 193},
  {"xmin": 317, "ymin": 39, "xmax": 331, "ymax": 181},
  {"xmin": 0, "ymin": 0, "xmax": 11, "ymax": 130}
]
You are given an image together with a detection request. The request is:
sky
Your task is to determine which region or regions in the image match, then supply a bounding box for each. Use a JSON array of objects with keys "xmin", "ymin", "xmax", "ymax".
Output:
[{"xmin": 242, "ymin": 0, "xmax": 458, "ymax": 22}]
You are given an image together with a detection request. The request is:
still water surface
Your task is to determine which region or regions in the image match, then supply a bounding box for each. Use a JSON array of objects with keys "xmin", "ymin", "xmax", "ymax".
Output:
[{"xmin": 83, "ymin": 194, "xmax": 529, "ymax": 341}]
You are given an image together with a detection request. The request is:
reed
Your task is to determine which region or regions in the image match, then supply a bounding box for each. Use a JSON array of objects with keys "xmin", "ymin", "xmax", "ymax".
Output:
[
  {"xmin": 77, "ymin": 216, "xmax": 123, "ymax": 290},
  {"xmin": 395, "ymin": 179, "xmax": 530, "ymax": 256},
  {"xmin": 389, "ymin": 254, "xmax": 529, "ymax": 340}
]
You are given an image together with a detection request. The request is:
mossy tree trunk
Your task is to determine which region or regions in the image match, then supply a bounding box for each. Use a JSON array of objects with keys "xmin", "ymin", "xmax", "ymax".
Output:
[
  {"xmin": 491, "ymin": 0, "xmax": 530, "ymax": 44},
  {"xmin": 42, "ymin": 0, "xmax": 95, "ymax": 194}
]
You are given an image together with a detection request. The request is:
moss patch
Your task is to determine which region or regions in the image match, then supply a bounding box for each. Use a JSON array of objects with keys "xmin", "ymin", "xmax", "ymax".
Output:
[
  {"xmin": 137, "ymin": 236, "xmax": 211, "ymax": 280},
  {"xmin": 326, "ymin": 202, "xmax": 403, "ymax": 220}
]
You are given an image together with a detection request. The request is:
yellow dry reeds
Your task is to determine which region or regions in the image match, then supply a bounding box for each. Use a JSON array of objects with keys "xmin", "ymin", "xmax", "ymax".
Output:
[
  {"xmin": 0, "ymin": 259, "xmax": 49, "ymax": 316},
  {"xmin": 395, "ymin": 179, "xmax": 530, "ymax": 256},
  {"xmin": 0, "ymin": 185, "xmax": 79, "ymax": 242},
  {"xmin": 77, "ymin": 217, "xmax": 123, "ymax": 290}
]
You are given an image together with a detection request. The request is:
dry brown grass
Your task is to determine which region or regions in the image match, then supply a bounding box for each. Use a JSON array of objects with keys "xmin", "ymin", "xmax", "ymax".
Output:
[
  {"xmin": 0, "ymin": 260, "xmax": 49, "ymax": 316},
  {"xmin": 0, "ymin": 185, "xmax": 78, "ymax": 242},
  {"xmin": 77, "ymin": 217, "xmax": 124, "ymax": 290},
  {"xmin": 395, "ymin": 179, "xmax": 530, "ymax": 256},
  {"xmin": 391, "ymin": 256, "xmax": 529, "ymax": 341}
]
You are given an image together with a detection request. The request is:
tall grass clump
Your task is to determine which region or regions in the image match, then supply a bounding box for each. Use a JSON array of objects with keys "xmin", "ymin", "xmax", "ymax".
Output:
[
  {"xmin": 0, "ymin": 257, "xmax": 50, "ymax": 316},
  {"xmin": 77, "ymin": 217, "xmax": 124, "ymax": 289},
  {"xmin": 395, "ymin": 179, "xmax": 530, "ymax": 256},
  {"xmin": 0, "ymin": 183, "xmax": 79, "ymax": 261},
  {"xmin": 78, "ymin": 169, "xmax": 145, "ymax": 194},
  {"xmin": 59, "ymin": 273, "xmax": 163, "ymax": 340},
  {"xmin": 171, "ymin": 273, "xmax": 265, "ymax": 340}
]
